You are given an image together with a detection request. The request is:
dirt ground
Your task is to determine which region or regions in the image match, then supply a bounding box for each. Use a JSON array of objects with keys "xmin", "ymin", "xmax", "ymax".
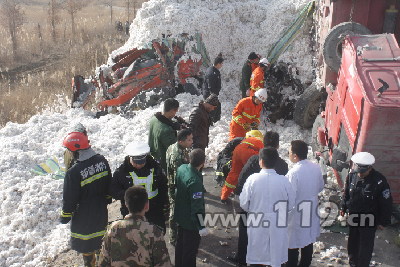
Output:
[{"xmin": 52, "ymin": 168, "xmax": 400, "ymax": 267}]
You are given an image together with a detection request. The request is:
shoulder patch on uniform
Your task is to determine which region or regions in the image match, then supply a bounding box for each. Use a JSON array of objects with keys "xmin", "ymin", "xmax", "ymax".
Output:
[
  {"xmin": 193, "ymin": 192, "xmax": 203, "ymax": 199},
  {"xmin": 382, "ymin": 189, "xmax": 391, "ymax": 199}
]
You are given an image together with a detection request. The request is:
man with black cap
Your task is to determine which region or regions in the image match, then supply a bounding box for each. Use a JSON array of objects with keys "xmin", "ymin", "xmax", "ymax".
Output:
[
  {"xmin": 189, "ymin": 94, "xmax": 219, "ymax": 151},
  {"xmin": 110, "ymin": 141, "xmax": 169, "ymax": 232},
  {"xmin": 203, "ymin": 53, "xmax": 224, "ymax": 123},
  {"xmin": 340, "ymin": 152, "xmax": 392, "ymax": 267},
  {"xmin": 240, "ymin": 52, "xmax": 260, "ymax": 98}
]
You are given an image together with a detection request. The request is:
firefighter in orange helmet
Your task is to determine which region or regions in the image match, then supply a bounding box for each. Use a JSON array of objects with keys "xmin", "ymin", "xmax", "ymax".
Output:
[
  {"xmin": 249, "ymin": 58, "xmax": 269, "ymax": 97},
  {"xmin": 221, "ymin": 130, "xmax": 264, "ymax": 202},
  {"xmin": 229, "ymin": 88, "xmax": 268, "ymax": 140}
]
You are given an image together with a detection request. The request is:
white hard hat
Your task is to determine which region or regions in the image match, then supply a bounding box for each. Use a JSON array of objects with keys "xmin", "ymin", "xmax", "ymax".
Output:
[
  {"xmin": 255, "ymin": 88, "xmax": 268, "ymax": 102},
  {"xmin": 124, "ymin": 141, "xmax": 150, "ymax": 157},
  {"xmin": 259, "ymin": 58, "xmax": 269, "ymax": 66},
  {"xmin": 351, "ymin": 152, "xmax": 375, "ymax": 165}
]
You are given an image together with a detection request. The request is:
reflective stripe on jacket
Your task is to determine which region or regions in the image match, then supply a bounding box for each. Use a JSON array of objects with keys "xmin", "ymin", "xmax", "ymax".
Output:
[{"xmin": 250, "ymin": 66, "xmax": 265, "ymax": 92}]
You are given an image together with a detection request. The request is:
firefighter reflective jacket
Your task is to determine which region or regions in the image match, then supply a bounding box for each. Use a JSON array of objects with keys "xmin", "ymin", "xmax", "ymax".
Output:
[
  {"xmin": 60, "ymin": 152, "xmax": 112, "ymax": 253},
  {"xmin": 229, "ymin": 97, "xmax": 262, "ymax": 140},
  {"xmin": 111, "ymin": 155, "xmax": 168, "ymax": 231},
  {"xmin": 249, "ymin": 66, "xmax": 265, "ymax": 97},
  {"xmin": 220, "ymin": 137, "xmax": 264, "ymax": 200}
]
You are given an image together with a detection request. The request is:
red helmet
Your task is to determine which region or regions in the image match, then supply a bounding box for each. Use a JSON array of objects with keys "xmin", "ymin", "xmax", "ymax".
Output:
[{"xmin": 62, "ymin": 132, "xmax": 90, "ymax": 151}]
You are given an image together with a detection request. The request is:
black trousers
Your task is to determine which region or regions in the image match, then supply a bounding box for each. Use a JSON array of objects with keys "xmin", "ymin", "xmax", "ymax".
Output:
[
  {"xmin": 348, "ymin": 226, "xmax": 376, "ymax": 267},
  {"xmin": 237, "ymin": 211, "xmax": 248, "ymax": 264},
  {"xmin": 175, "ymin": 226, "xmax": 201, "ymax": 267},
  {"xmin": 287, "ymin": 243, "xmax": 313, "ymax": 267}
]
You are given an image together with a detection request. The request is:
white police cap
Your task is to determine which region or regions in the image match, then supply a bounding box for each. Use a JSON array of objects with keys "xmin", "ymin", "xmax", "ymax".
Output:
[
  {"xmin": 351, "ymin": 152, "xmax": 375, "ymax": 166},
  {"xmin": 124, "ymin": 141, "xmax": 150, "ymax": 157}
]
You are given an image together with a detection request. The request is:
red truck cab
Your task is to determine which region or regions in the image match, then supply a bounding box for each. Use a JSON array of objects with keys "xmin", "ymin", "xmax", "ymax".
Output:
[{"xmin": 316, "ymin": 34, "xmax": 400, "ymax": 209}]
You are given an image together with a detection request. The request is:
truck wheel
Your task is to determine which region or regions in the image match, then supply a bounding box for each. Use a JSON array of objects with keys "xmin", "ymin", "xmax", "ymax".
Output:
[
  {"xmin": 294, "ymin": 84, "xmax": 325, "ymax": 128},
  {"xmin": 323, "ymin": 22, "xmax": 371, "ymax": 72}
]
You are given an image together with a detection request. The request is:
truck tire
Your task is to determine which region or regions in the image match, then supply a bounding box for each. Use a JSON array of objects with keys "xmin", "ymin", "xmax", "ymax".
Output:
[
  {"xmin": 294, "ymin": 84, "xmax": 325, "ymax": 128},
  {"xmin": 323, "ymin": 22, "xmax": 371, "ymax": 72}
]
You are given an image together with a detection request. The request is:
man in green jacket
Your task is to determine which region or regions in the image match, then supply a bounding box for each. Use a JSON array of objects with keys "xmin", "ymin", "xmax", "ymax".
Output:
[
  {"xmin": 166, "ymin": 128, "xmax": 193, "ymax": 245},
  {"xmin": 149, "ymin": 98, "xmax": 180, "ymax": 172},
  {"xmin": 239, "ymin": 52, "xmax": 260, "ymax": 98},
  {"xmin": 174, "ymin": 149, "xmax": 209, "ymax": 267}
]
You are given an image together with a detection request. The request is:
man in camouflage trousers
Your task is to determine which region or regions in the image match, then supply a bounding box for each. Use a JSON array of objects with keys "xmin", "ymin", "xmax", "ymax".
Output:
[
  {"xmin": 98, "ymin": 186, "xmax": 171, "ymax": 267},
  {"xmin": 166, "ymin": 129, "xmax": 193, "ymax": 245}
]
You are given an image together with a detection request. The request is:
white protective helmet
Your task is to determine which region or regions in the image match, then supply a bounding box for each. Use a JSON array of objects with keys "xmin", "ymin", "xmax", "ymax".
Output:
[
  {"xmin": 124, "ymin": 141, "xmax": 150, "ymax": 157},
  {"xmin": 259, "ymin": 58, "xmax": 269, "ymax": 66},
  {"xmin": 255, "ymin": 88, "xmax": 268, "ymax": 102},
  {"xmin": 351, "ymin": 152, "xmax": 375, "ymax": 166}
]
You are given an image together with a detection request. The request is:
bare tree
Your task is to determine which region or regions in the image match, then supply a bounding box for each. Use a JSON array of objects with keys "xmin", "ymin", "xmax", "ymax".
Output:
[
  {"xmin": 0, "ymin": 0, "xmax": 25, "ymax": 60},
  {"xmin": 133, "ymin": 0, "xmax": 137, "ymax": 19},
  {"xmin": 48, "ymin": 0, "xmax": 62, "ymax": 42},
  {"xmin": 62, "ymin": 0, "xmax": 87, "ymax": 37},
  {"xmin": 105, "ymin": 0, "xmax": 113, "ymax": 25},
  {"xmin": 126, "ymin": 0, "xmax": 130, "ymax": 23}
]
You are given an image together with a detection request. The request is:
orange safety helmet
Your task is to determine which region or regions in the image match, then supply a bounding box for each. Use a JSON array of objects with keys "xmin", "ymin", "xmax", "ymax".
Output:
[{"xmin": 62, "ymin": 132, "xmax": 90, "ymax": 152}]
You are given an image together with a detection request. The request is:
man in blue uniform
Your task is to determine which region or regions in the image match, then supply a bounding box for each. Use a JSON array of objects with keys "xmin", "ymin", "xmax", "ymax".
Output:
[
  {"xmin": 111, "ymin": 141, "xmax": 168, "ymax": 232},
  {"xmin": 203, "ymin": 53, "xmax": 224, "ymax": 122},
  {"xmin": 341, "ymin": 152, "xmax": 393, "ymax": 267}
]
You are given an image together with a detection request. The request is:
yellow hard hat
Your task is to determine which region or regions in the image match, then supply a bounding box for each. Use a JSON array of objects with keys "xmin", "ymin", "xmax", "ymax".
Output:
[{"xmin": 245, "ymin": 130, "xmax": 263, "ymax": 139}]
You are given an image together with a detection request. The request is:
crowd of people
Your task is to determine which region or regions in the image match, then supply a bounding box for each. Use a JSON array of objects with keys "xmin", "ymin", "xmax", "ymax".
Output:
[{"xmin": 60, "ymin": 53, "xmax": 393, "ymax": 267}]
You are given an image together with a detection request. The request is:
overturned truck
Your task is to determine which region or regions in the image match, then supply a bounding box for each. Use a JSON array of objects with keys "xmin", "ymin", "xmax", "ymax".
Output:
[{"xmin": 71, "ymin": 33, "xmax": 210, "ymax": 113}]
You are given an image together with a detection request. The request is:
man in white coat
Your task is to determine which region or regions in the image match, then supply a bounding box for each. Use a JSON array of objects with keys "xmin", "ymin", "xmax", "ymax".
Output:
[
  {"xmin": 286, "ymin": 140, "xmax": 324, "ymax": 267},
  {"xmin": 240, "ymin": 147, "xmax": 295, "ymax": 267}
]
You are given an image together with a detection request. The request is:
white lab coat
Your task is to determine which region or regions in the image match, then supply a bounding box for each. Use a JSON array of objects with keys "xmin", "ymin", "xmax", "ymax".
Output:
[
  {"xmin": 240, "ymin": 169, "xmax": 295, "ymax": 267},
  {"xmin": 286, "ymin": 159, "xmax": 324, "ymax": 249}
]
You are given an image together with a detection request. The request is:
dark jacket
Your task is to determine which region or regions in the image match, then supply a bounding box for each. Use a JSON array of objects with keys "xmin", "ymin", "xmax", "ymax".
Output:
[
  {"xmin": 110, "ymin": 155, "xmax": 168, "ymax": 230},
  {"xmin": 215, "ymin": 137, "xmax": 244, "ymax": 184},
  {"xmin": 235, "ymin": 154, "xmax": 288, "ymax": 195},
  {"xmin": 189, "ymin": 102, "xmax": 212, "ymax": 150},
  {"xmin": 148, "ymin": 112, "xmax": 179, "ymax": 171},
  {"xmin": 239, "ymin": 60, "xmax": 253, "ymax": 96},
  {"xmin": 174, "ymin": 164, "xmax": 205, "ymax": 231},
  {"xmin": 341, "ymin": 169, "xmax": 392, "ymax": 226},
  {"xmin": 61, "ymin": 154, "xmax": 112, "ymax": 253},
  {"xmin": 203, "ymin": 66, "xmax": 221, "ymax": 99}
]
